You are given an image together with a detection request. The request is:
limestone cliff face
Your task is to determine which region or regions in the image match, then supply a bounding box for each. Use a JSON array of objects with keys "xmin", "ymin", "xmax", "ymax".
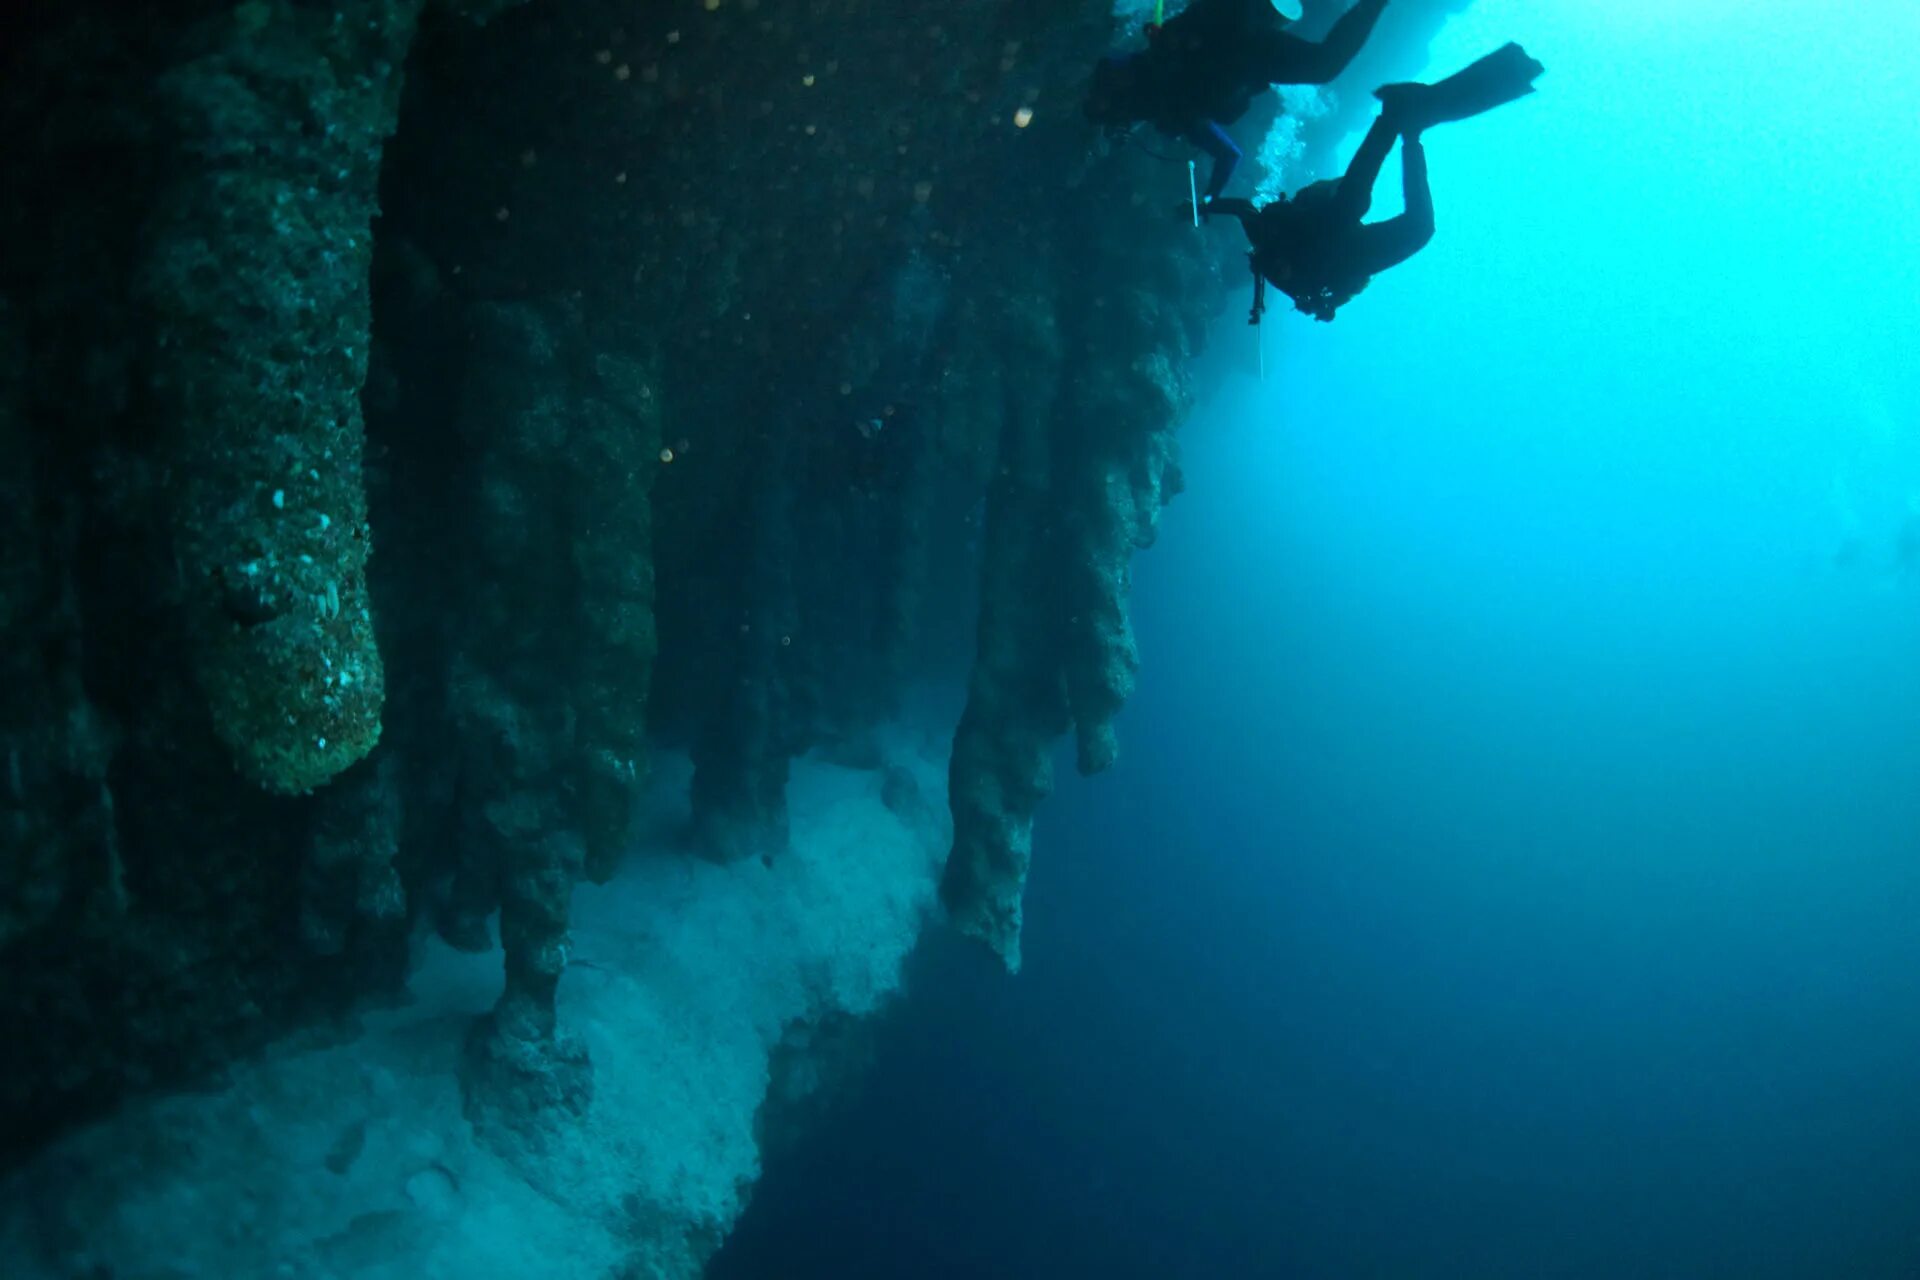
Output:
[
  {"xmin": 0, "ymin": 0, "xmax": 552, "ymax": 1154},
  {"xmin": 938, "ymin": 169, "xmax": 1210, "ymax": 972},
  {"xmin": 0, "ymin": 0, "xmax": 1465, "ymax": 1232}
]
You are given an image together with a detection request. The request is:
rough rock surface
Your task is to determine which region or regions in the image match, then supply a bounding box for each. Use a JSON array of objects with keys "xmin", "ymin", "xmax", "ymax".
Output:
[
  {"xmin": 0, "ymin": 0, "xmax": 1473, "ymax": 1257},
  {"xmin": 140, "ymin": 0, "xmax": 416, "ymax": 796},
  {"xmin": 0, "ymin": 753, "xmax": 946, "ymax": 1280}
]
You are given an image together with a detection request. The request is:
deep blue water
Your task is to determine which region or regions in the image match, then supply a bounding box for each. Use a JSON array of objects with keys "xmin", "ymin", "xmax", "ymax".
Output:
[{"xmin": 714, "ymin": 3, "xmax": 1920, "ymax": 1276}]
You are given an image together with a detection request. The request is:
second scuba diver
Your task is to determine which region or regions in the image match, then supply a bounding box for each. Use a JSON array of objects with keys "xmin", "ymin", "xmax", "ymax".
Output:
[{"xmin": 1204, "ymin": 42, "xmax": 1545, "ymax": 323}]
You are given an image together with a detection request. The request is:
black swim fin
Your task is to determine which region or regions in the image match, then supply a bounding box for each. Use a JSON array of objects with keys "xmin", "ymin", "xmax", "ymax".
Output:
[{"xmin": 1374, "ymin": 42, "xmax": 1545, "ymax": 135}]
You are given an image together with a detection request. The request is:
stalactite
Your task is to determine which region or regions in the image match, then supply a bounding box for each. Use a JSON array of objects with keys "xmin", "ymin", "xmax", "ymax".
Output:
[
  {"xmin": 137, "ymin": 0, "xmax": 424, "ymax": 795},
  {"xmin": 0, "ymin": 298, "xmax": 67, "ymax": 949},
  {"xmin": 444, "ymin": 299, "xmax": 600, "ymax": 1135},
  {"xmin": 297, "ymin": 753, "xmax": 407, "ymax": 960},
  {"xmin": 940, "ymin": 284, "xmax": 1077, "ymax": 972},
  {"xmin": 0, "ymin": 0, "xmax": 1492, "ymax": 1252},
  {"xmin": 691, "ymin": 409, "xmax": 801, "ymax": 865},
  {"xmin": 940, "ymin": 167, "xmax": 1215, "ymax": 969},
  {"xmin": 568, "ymin": 349, "xmax": 662, "ymax": 882}
]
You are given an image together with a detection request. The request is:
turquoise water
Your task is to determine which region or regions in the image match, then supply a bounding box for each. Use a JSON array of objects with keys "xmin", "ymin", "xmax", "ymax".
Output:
[{"xmin": 714, "ymin": 4, "xmax": 1920, "ymax": 1275}]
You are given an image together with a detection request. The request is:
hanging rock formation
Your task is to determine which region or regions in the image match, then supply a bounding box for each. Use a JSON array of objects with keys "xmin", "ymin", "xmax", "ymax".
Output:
[
  {"xmin": 0, "ymin": 0, "xmax": 1478, "ymax": 1266},
  {"xmin": 139, "ymin": 0, "xmax": 409, "ymax": 794},
  {"xmin": 938, "ymin": 179, "xmax": 1209, "ymax": 971},
  {"xmin": 0, "ymin": 0, "xmax": 531, "ymax": 1151},
  {"xmin": 139, "ymin": 0, "xmax": 524, "ymax": 795}
]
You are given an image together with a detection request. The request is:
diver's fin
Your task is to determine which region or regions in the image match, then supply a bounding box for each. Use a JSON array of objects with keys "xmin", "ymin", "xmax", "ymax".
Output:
[{"xmin": 1374, "ymin": 42, "xmax": 1545, "ymax": 134}]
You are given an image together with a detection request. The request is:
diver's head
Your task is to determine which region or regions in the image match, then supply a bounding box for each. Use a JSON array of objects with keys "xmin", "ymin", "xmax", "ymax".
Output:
[{"xmin": 1084, "ymin": 54, "xmax": 1147, "ymax": 126}]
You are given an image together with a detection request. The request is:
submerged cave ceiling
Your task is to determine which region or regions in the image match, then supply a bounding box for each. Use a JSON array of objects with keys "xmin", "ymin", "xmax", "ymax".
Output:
[{"xmin": 0, "ymin": 0, "xmax": 1470, "ymax": 1269}]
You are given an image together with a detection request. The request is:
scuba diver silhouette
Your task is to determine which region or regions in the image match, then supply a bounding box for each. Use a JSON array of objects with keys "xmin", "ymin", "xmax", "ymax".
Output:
[
  {"xmin": 1204, "ymin": 43, "xmax": 1544, "ymax": 323},
  {"xmin": 1085, "ymin": 0, "xmax": 1392, "ymax": 202}
]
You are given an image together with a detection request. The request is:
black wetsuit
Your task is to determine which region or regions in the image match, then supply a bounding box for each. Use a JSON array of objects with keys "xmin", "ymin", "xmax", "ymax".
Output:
[
  {"xmin": 1206, "ymin": 42, "xmax": 1543, "ymax": 322},
  {"xmin": 1093, "ymin": 0, "xmax": 1392, "ymax": 200},
  {"xmin": 1208, "ymin": 112, "xmax": 1431, "ymax": 322}
]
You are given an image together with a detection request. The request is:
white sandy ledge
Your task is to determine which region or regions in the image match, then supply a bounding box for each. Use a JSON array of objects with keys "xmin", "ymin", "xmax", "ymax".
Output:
[{"xmin": 0, "ymin": 746, "xmax": 949, "ymax": 1280}]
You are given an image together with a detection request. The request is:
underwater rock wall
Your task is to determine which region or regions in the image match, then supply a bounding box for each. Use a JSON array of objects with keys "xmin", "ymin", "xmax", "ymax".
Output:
[
  {"xmin": 0, "ymin": 1, "xmax": 431, "ymax": 1152},
  {"xmin": 138, "ymin": 0, "xmax": 412, "ymax": 797},
  {"xmin": 0, "ymin": 0, "xmax": 1175, "ymax": 1160},
  {"xmin": 0, "ymin": 0, "xmax": 1474, "ymax": 1246},
  {"xmin": 0, "ymin": 0, "xmax": 551, "ymax": 1154},
  {"xmin": 368, "ymin": 0, "xmax": 1234, "ymax": 981}
]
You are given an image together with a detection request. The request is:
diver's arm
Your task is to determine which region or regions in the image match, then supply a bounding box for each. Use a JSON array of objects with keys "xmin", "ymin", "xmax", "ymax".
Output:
[{"xmin": 1269, "ymin": 0, "xmax": 1390, "ymax": 84}]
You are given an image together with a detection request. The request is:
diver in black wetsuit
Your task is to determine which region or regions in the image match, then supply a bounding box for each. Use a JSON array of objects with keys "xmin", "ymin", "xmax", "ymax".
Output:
[
  {"xmin": 1205, "ymin": 43, "xmax": 1544, "ymax": 323},
  {"xmin": 1085, "ymin": 0, "xmax": 1392, "ymax": 202}
]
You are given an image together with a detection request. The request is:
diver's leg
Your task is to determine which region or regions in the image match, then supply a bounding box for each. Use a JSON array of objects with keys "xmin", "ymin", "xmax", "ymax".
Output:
[
  {"xmin": 1374, "ymin": 43, "xmax": 1545, "ymax": 136},
  {"xmin": 1183, "ymin": 119, "xmax": 1243, "ymax": 200},
  {"xmin": 1329, "ymin": 112, "xmax": 1397, "ymax": 223},
  {"xmin": 1350, "ymin": 134, "xmax": 1433, "ymax": 274}
]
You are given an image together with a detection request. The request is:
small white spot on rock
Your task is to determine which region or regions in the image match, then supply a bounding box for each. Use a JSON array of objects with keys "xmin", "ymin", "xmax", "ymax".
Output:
[
  {"xmin": 405, "ymin": 1165, "xmax": 464, "ymax": 1221},
  {"xmin": 272, "ymin": 490, "xmax": 285, "ymax": 510}
]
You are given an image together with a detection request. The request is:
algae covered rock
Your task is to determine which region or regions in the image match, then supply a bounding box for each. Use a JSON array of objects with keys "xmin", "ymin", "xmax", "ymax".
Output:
[{"xmin": 139, "ymin": 0, "xmax": 418, "ymax": 792}]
